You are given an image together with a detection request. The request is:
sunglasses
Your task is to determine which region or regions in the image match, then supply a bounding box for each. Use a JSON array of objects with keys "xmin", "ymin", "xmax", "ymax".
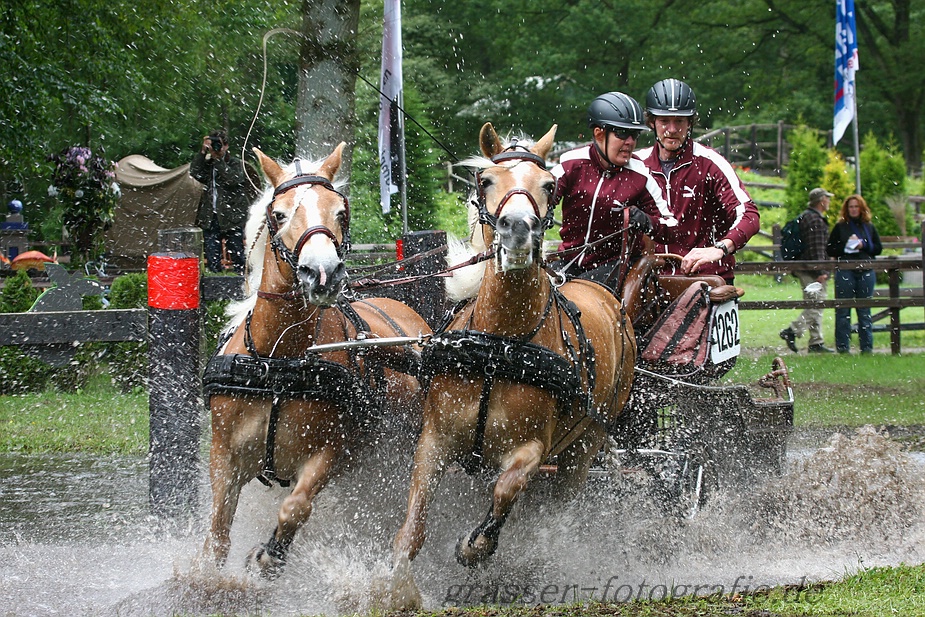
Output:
[{"xmin": 608, "ymin": 127, "xmax": 642, "ymax": 140}]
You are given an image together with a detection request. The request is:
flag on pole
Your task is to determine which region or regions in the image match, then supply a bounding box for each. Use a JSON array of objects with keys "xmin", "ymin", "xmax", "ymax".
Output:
[
  {"xmin": 833, "ymin": 0, "xmax": 859, "ymax": 145},
  {"xmin": 379, "ymin": 0, "xmax": 404, "ymax": 214}
]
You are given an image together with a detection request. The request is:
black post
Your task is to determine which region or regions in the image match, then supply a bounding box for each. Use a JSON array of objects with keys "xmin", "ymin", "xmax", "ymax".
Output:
[
  {"xmin": 399, "ymin": 230, "xmax": 447, "ymax": 328},
  {"xmin": 147, "ymin": 228, "xmax": 203, "ymax": 518}
]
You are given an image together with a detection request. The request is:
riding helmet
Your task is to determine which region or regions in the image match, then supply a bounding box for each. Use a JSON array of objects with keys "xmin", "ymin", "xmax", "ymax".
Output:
[
  {"xmin": 587, "ymin": 92, "xmax": 648, "ymax": 130},
  {"xmin": 645, "ymin": 78, "xmax": 697, "ymax": 116}
]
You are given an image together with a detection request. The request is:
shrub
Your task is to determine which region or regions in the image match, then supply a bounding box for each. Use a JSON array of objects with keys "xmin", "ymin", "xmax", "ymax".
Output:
[
  {"xmin": 0, "ymin": 270, "xmax": 40, "ymax": 312},
  {"xmin": 106, "ymin": 273, "xmax": 149, "ymax": 393},
  {"xmin": 783, "ymin": 125, "xmax": 828, "ymax": 219},
  {"xmin": 859, "ymin": 133, "xmax": 906, "ymax": 237}
]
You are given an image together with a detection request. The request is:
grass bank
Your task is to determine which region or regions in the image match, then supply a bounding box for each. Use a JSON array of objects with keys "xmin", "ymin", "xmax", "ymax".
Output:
[{"xmin": 381, "ymin": 562, "xmax": 925, "ymax": 617}]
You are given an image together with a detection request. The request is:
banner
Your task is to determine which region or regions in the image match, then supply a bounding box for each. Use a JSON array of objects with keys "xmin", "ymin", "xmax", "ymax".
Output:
[
  {"xmin": 379, "ymin": 0, "xmax": 404, "ymax": 214},
  {"xmin": 834, "ymin": 0, "xmax": 859, "ymax": 145}
]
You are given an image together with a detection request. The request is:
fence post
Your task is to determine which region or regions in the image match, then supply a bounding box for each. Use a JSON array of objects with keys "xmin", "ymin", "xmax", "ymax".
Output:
[
  {"xmin": 147, "ymin": 228, "xmax": 203, "ymax": 518},
  {"xmin": 889, "ymin": 267, "xmax": 901, "ymax": 354},
  {"xmin": 772, "ymin": 223, "xmax": 783, "ymax": 283}
]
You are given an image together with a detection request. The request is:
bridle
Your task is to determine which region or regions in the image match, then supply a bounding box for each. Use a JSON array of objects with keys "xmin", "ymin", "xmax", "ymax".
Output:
[
  {"xmin": 265, "ymin": 169, "xmax": 351, "ymax": 272},
  {"xmin": 474, "ymin": 145, "xmax": 557, "ymax": 234}
]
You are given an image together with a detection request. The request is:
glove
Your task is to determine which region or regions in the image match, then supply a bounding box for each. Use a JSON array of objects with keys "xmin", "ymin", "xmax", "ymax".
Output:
[{"xmin": 628, "ymin": 206, "xmax": 653, "ymax": 235}]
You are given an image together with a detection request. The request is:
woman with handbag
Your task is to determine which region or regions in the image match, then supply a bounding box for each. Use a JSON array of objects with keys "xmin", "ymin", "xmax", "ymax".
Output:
[{"xmin": 826, "ymin": 194, "xmax": 883, "ymax": 354}]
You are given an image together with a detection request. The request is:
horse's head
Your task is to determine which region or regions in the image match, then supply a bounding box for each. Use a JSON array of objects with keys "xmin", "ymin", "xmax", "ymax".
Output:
[
  {"xmin": 253, "ymin": 144, "xmax": 350, "ymax": 307},
  {"xmin": 471, "ymin": 122, "xmax": 557, "ymax": 272}
]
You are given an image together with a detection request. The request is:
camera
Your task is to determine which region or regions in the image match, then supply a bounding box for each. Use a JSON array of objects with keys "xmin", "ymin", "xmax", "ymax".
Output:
[{"xmin": 210, "ymin": 138, "xmax": 224, "ymax": 151}]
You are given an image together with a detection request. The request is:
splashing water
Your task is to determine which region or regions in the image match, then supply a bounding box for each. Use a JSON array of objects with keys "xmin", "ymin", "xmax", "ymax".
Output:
[{"xmin": 1, "ymin": 426, "xmax": 923, "ymax": 615}]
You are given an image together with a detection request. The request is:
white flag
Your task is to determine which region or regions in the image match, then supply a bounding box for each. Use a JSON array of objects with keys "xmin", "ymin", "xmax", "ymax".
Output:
[
  {"xmin": 379, "ymin": 0, "xmax": 404, "ymax": 214},
  {"xmin": 833, "ymin": 0, "xmax": 859, "ymax": 145}
]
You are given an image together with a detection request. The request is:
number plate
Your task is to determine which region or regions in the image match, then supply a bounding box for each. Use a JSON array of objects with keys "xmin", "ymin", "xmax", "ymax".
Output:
[{"xmin": 710, "ymin": 301, "xmax": 741, "ymax": 363}]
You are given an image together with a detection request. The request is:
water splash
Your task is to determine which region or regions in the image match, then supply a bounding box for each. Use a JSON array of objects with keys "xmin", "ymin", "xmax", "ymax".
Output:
[{"xmin": 1, "ymin": 425, "xmax": 924, "ymax": 615}]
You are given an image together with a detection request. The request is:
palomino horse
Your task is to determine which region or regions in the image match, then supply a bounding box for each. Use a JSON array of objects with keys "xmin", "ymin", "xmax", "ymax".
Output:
[
  {"xmin": 386, "ymin": 123, "xmax": 636, "ymax": 605},
  {"xmin": 201, "ymin": 144, "xmax": 431, "ymax": 577}
]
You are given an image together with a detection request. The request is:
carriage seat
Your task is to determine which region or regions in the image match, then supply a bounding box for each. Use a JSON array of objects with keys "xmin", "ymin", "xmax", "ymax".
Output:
[{"xmin": 656, "ymin": 275, "xmax": 743, "ymax": 305}]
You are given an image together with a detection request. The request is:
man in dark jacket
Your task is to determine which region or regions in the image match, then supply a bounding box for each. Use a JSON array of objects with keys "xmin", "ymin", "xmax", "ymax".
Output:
[
  {"xmin": 191, "ymin": 130, "xmax": 253, "ymax": 273},
  {"xmin": 551, "ymin": 91, "xmax": 678, "ymax": 287},
  {"xmin": 779, "ymin": 187, "xmax": 836, "ymax": 353}
]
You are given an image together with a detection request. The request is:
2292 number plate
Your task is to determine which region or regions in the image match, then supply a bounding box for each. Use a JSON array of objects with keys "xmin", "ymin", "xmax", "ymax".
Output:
[{"xmin": 710, "ymin": 301, "xmax": 740, "ymax": 363}]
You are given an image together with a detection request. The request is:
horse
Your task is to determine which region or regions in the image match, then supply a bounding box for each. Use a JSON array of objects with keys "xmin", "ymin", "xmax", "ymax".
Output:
[
  {"xmin": 384, "ymin": 123, "xmax": 637, "ymax": 607},
  {"xmin": 199, "ymin": 143, "xmax": 432, "ymax": 578}
]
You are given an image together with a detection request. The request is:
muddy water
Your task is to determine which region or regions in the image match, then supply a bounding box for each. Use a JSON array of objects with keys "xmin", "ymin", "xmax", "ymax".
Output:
[{"xmin": 1, "ymin": 426, "xmax": 923, "ymax": 616}]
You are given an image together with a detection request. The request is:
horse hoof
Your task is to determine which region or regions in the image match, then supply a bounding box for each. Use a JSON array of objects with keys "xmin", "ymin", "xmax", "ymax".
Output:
[
  {"xmin": 454, "ymin": 530, "xmax": 497, "ymax": 568},
  {"xmin": 245, "ymin": 544, "xmax": 286, "ymax": 579}
]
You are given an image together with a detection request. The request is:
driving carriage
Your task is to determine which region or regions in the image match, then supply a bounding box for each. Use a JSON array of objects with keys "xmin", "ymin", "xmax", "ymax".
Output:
[{"xmin": 198, "ymin": 128, "xmax": 792, "ymax": 594}]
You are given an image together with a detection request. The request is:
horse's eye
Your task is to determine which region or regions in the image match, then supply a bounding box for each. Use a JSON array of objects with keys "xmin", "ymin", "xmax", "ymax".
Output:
[
  {"xmin": 336, "ymin": 211, "xmax": 347, "ymax": 228},
  {"xmin": 273, "ymin": 211, "xmax": 287, "ymax": 226},
  {"xmin": 542, "ymin": 181, "xmax": 556, "ymax": 197},
  {"xmin": 479, "ymin": 177, "xmax": 493, "ymax": 191}
]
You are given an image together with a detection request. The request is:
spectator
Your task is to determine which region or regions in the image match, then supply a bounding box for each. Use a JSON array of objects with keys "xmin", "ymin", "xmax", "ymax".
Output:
[
  {"xmin": 550, "ymin": 91, "xmax": 677, "ymax": 290},
  {"xmin": 191, "ymin": 130, "xmax": 252, "ymax": 273},
  {"xmin": 779, "ymin": 188, "xmax": 835, "ymax": 353},
  {"xmin": 826, "ymin": 194, "xmax": 882, "ymax": 354},
  {"xmin": 636, "ymin": 78, "xmax": 760, "ymax": 284}
]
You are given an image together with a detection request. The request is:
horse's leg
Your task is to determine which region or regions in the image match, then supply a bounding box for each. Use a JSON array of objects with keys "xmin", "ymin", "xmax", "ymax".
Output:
[
  {"xmin": 455, "ymin": 439, "xmax": 545, "ymax": 567},
  {"xmin": 392, "ymin": 426, "xmax": 450, "ymax": 564},
  {"xmin": 245, "ymin": 445, "xmax": 340, "ymax": 578},
  {"xmin": 379, "ymin": 425, "xmax": 452, "ymax": 611},
  {"xmin": 202, "ymin": 443, "xmax": 244, "ymax": 569},
  {"xmin": 201, "ymin": 400, "xmax": 262, "ymax": 569}
]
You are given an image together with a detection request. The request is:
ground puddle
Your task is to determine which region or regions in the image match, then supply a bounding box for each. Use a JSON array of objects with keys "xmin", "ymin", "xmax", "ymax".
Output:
[{"xmin": 1, "ymin": 425, "xmax": 924, "ymax": 615}]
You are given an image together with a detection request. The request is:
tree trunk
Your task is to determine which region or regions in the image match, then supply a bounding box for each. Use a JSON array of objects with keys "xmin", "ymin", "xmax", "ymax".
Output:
[{"xmin": 295, "ymin": 0, "xmax": 360, "ymax": 183}]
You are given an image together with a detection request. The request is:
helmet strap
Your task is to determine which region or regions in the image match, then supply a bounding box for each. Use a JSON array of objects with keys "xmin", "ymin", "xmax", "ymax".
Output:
[{"xmin": 594, "ymin": 130, "xmax": 617, "ymax": 169}]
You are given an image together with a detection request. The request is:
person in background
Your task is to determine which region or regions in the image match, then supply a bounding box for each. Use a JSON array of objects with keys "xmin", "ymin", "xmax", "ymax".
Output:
[
  {"xmin": 551, "ymin": 91, "xmax": 677, "ymax": 290},
  {"xmin": 636, "ymin": 78, "xmax": 760, "ymax": 284},
  {"xmin": 779, "ymin": 187, "xmax": 836, "ymax": 353},
  {"xmin": 191, "ymin": 130, "xmax": 251, "ymax": 273},
  {"xmin": 826, "ymin": 194, "xmax": 882, "ymax": 354}
]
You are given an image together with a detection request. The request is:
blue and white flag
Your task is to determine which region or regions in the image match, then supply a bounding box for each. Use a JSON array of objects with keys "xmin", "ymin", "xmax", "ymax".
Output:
[
  {"xmin": 378, "ymin": 0, "xmax": 404, "ymax": 214},
  {"xmin": 834, "ymin": 0, "xmax": 859, "ymax": 145}
]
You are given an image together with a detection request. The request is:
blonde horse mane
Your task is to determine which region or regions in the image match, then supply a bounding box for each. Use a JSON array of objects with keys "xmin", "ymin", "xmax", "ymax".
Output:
[{"xmin": 223, "ymin": 156, "xmax": 346, "ymax": 332}]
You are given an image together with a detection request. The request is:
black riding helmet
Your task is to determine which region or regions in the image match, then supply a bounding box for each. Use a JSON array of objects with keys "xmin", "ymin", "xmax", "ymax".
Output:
[
  {"xmin": 587, "ymin": 92, "xmax": 648, "ymax": 131},
  {"xmin": 645, "ymin": 79, "xmax": 697, "ymax": 117}
]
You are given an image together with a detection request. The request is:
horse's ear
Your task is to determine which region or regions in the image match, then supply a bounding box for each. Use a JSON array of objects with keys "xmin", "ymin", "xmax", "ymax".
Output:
[
  {"xmin": 479, "ymin": 122, "xmax": 503, "ymax": 158},
  {"xmin": 532, "ymin": 124, "xmax": 557, "ymax": 161},
  {"xmin": 253, "ymin": 148, "xmax": 286, "ymax": 187},
  {"xmin": 317, "ymin": 142, "xmax": 346, "ymax": 180}
]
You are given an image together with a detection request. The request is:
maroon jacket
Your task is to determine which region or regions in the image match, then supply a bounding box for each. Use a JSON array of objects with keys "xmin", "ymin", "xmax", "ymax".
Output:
[
  {"xmin": 551, "ymin": 143, "xmax": 677, "ymax": 271},
  {"xmin": 636, "ymin": 140, "xmax": 760, "ymax": 281}
]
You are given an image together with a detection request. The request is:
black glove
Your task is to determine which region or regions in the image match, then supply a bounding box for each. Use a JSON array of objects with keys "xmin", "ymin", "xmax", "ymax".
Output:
[{"xmin": 628, "ymin": 206, "xmax": 653, "ymax": 235}]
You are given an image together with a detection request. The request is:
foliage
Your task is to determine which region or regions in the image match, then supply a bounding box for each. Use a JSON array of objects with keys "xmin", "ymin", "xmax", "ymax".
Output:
[
  {"xmin": 0, "ymin": 270, "xmax": 40, "ymax": 313},
  {"xmin": 782, "ymin": 126, "xmax": 828, "ymax": 219},
  {"xmin": 106, "ymin": 273, "xmax": 149, "ymax": 392},
  {"xmin": 3, "ymin": 0, "xmax": 925, "ymax": 249},
  {"xmin": 203, "ymin": 299, "xmax": 231, "ymax": 360},
  {"xmin": 0, "ymin": 272, "xmax": 47, "ymax": 393},
  {"xmin": 48, "ymin": 146, "xmax": 119, "ymax": 264},
  {"xmin": 822, "ymin": 150, "xmax": 856, "ymax": 226},
  {"xmin": 859, "ymin": 133, "xmax": 907, "ymax": 237}
]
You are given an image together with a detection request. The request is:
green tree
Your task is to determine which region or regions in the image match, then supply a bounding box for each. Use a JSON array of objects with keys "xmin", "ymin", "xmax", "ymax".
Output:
[
  {"xmin": 822, "ymin": 150, "xmax": 855, "ymax": 225},
  {"xmin": 783, "ymin": 126, "xmax": 828, "ymax": 219},
  {"xmin": 859, "ymin": 133, "xmax": 906, "ymax": 237}
]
